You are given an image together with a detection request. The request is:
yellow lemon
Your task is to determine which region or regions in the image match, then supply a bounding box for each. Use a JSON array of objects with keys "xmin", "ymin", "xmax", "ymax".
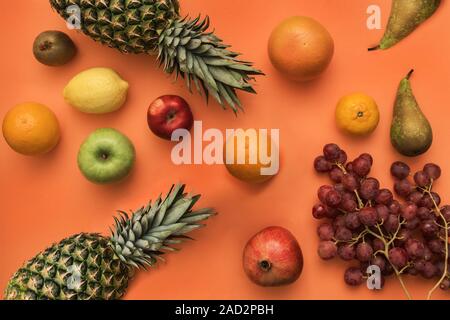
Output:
[
  {"xmin": 64, "ymin": 67, "xmax": 129, "ymax": 114},
  {"xmin": 335, "ymin": 93, "xmax": 380, "ymax": 136}
]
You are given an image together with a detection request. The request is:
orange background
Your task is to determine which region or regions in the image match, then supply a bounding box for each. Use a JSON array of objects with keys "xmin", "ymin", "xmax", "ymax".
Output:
[{"xmin": 1, "ymin": 0, "xmax": 450, "ymax": 300}]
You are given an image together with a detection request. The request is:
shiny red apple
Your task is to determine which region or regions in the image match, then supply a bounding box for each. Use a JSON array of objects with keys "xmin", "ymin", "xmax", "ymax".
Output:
[
  {"xmin": 243, "ymin": 226, "xmax": 303, "ymax": 287},
  {"xmin": 147, "ymin": 95, "xmax": 194, "ymax": 140}
]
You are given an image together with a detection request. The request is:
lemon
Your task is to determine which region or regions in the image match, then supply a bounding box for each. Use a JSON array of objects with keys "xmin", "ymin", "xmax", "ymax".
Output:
[{"xmin": 64, "ymin": 67, "xmax": 129, "ymax": 114}]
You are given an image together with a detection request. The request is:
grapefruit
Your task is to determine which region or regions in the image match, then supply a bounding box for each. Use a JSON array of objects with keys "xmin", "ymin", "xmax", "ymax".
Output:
[{"xmin": 268, "ymin": 16, "xmax": 334, "ymax": 82}]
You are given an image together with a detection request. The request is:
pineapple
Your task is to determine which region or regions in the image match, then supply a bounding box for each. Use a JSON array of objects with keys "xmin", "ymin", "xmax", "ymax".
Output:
[
  {"xmin": 49, "ymin": 0, "xmax": 263, "ymax": 113},
  {"xmin": 4, "ymin": 184, "xmax": 215, "ymax": 300}
]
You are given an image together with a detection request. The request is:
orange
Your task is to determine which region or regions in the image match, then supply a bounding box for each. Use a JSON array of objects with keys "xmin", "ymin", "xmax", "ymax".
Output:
[
  {"xmin": 268, "ymin": 16, "xmax": 334, "ymax": 82},
  {"xmin": 223, "ymin": 130, "xmax": 279, "ymax": 184},
  {"xmin": 335, "ymin": 93, "xmax": 380, "ymax": 136},
  {"xmin": 2, "ymin": 102, "xmax": 60, "ymax": 155}
]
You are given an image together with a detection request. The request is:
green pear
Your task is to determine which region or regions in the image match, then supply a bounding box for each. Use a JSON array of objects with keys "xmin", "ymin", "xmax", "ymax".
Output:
[
  {"xmin": 391, "ymin": 70, "xmax": 433, "ymax": 157},
  {"xmin": 370, "ymin": 0, "xmax": 441, "ymax": 50}
]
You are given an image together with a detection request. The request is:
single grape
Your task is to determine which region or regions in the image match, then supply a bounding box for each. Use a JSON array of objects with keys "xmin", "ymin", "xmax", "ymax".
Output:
[
  {"xmin": 440, "ymin": 278, "xmax": 450, "ymax": 291},
  {"xmin": 359, "ymin": 261, "xmax": 370, "ymax": 273},
  {"xmin": 414, "ymin": 171, "xmax": 431, "ymax": 188},
  {"xmin": 337, "ymin": 150, "xmax": 348, "ymax": 165},
  {"xmin": 341, "ymin": 199, "xmax": 357, "ymax": 213},
  {"xmin": 356, "ymin": 242, "xmax": 374, "ymax": 262},
  {"xmin": 405, "ymin": 217, "xmax": 420, "ymax": 230},
  {"xmin": 405, "ymin": 239, "xmax": 425, "ymax": 259},
  {"xmin": 323, "ymin": 143, "xmax": 341, "ymax": 161},
  {"xmin": 430, "ymin": 192, "xmax": 441, "ymax": 207},
  {"xmin": 345, "ymin": 212, "xmax": 361, "ymax": 230},
  {"xmin": 342, "ymin": 191, "xmax": 357, "ymax": 202},
  {"xmin": 318, "ymin": 185, "xmax": 333, "ymax": 203},
  {"xmin": 314, "ymin": 156, "xmax": 333, "ymax": 173},
  {"xmin": 414, "ymin": 260, "xmax": 426, "ymax": 272},
  {"xmin": 375, "ymin": 204, "xmax": 389, "ymax": 223},
  {"xmin": 342, "ymin": 174, "xmax": 360, "ymax": 192},
  {"xmin": 334, "ymin": 183, "xmax": 346, "ymax": 194},
  {"xmin": 376, "ymin": 189, "xmax": 393, "ymax": 205},
  {"xmin": 372, "ymin": 238, "xmax": 385, "ymax": 252},
  {"xmin": 388, "ymin": 247, "xmax": 409, "ymax": 269},
  {"xmin": 329, "ymin": 167, "xmax": 344, "ymax": 183},
  {"xmin": 400, "ymin": 202, "xmax": 418, "ymax": 220},
  {"xmin": 427, "ymin": 239, "xmax": 444, "ymax": 255},
  {"xmin": 382, "ymin": 262, "xmax": 394, "ymax": 276},
  {"xmin": 318, "ymin": 241, "xmax": 338, "ymax": 260},
  {"xmin": 421, "ymin": 262, "xmax": 437, "ymax": 279},
  {"xmin": 441, "ymin": 205, "xmax": 450, "ymax": 222},
  {"xmin": 424, "ymin": 163, "xmax": 441, "ymax": 181},
  {"xmin": 436, "ymin": 261, "xmax": 445, "ymax": 276},
  {"xmin": 395, "ymin": 228, "xmax": 412, "ymax": 247},
  {"xmin": 407, "ymin": 191, "xmax": 423, "ymax": 205},
  {"xmin": 421, "ymin": 219, "xmax": 439, "ymax": 239},
  {"xmin": 359, "ymin": 207, "xmax": 378, "ymax": 227},
  {"xmin": 317, "ymin": 223, "xmax": 335, "ymax": 241},
  {"xmin": 419, "ymin": 193, "xmax": 440, "ymax": 209},
  {"xmin": 384, "ymin": 214, "xmax": 400, "ymax": 233},
  {"xmin": 345, "ymin": 162, "xmax": 353, "ymax": 173},
  {"xmin": 325, "ymin": 190, "xmax": 342, "ymax": 208},
  {"xmin": 371, "ymin": 255, "xmax": 387, "ymax": 272},
  {"xmin": 408, "ymin": 267, "xmax": 419, "ymax": 276},
  {"xmin": 359, "ymin": 178, "xmax": 380, "ymax": 200},
  {"xmin": 388, "ymin": 200, "xmax": 401, "ymax": 215},
  {"xmin": 391, "ymin": 161, "xmax": 410, "ymax": 180},
  {"xmin": 419, "ymin": 195, "xmax": 432, "ymax": 209},
  {"xmin": 335, "ymin": 227, "xmax": 353, "ymax": 241},
  {"xmin": 423, "ymin": 245, "xmax": 433, "ymax": 261},
  {"xmin": 338, "ymin": 244, "xmax": 356, "ymax": 261},
  {"xmin": 417, "ymin": 207, "xmax": 433, "ymax": 220},
  {"xmin": 353, "ymin": 157, "xmax": 371, "ymax": 177},
  {"xmin": 359, "ymin": 153, "xmax": 373, "ymax": 166},
  {"xmin": 394, "ymin": 179, "xmax": 413, "ymax": 198},
  {"xmin": 325, "ymin": 207, "xmax": 339, "ymax": 219},
  {"xmin": 333, "ymin": 215, "xmax": 346, "ymax": 230},
  {"xmin": 344, "ymin": 267, "xmax": 364, "ymax": 286},
  {"xmin": 312, "ymin": 203, "xmax": 328, "ymax": 220}
]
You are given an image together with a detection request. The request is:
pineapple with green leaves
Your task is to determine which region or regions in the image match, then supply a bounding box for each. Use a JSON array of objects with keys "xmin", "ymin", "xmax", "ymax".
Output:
[
  {"xmin": 4, "ymin": 184, "xmax": 215, "ymax": 300},
  {"xmin": 49, "ymin": 0, "xmax": 263, "ymax": 113}
]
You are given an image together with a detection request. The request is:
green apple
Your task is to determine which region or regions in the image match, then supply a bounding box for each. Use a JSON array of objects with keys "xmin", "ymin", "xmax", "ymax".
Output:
[{"xmin": 78, "ymin": 128, "xmax": 136, "ymax": 184}]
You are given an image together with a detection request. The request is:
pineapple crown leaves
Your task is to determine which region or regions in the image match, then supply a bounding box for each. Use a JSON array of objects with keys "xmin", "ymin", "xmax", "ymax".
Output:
[
  {"xmin": 158, "ymin": 15, "xmax": 264, "ymax": 114},
  {"xmin": 110, "ymin": 184, "xmax": 216, "ymax": 269}
]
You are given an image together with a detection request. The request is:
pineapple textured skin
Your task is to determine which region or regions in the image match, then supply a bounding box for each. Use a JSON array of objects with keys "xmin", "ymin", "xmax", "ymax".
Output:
[
  {"xmin": 50, "ymin": 0, "xmax": 180, "ymax": 54},
  {"xmin": 5, "ymin": 233, "xmax": 130, "ymax": 300}
]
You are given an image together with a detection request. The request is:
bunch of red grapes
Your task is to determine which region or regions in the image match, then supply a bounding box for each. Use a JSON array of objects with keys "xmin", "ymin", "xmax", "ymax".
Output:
[{"xmin": 313, "ymin": 143, "xmax": 449, "ymax": 299}]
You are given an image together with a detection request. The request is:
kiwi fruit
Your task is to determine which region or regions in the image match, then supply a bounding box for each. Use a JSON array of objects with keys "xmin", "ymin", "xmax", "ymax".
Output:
[{"xmin": 33, "ymin": 31, "xmax": 76, "ymax": 66}]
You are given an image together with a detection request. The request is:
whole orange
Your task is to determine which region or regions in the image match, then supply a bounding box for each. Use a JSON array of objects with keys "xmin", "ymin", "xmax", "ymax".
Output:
[
  {"xmin": 268, "ymin": 16, "xmax": 334, "ymax": 82},
  {"xmin": 2, "ymin": 102, "xmax": 60, "ymax": 155},
  {"xmin": 223, "ymin": 130, "xmax": 279, "ymax": 184},
  {"xmin": 335, "ymin": 93, "xmax": 380, "ymax": 136}
]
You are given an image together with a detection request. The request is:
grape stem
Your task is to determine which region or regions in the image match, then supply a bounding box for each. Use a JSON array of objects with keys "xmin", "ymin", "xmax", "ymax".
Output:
[
  {"xmin": 364, "ymin": 225, "xmax": 413, "ymax": 300},
  {"xmin": 336, "ymin": 162, "xmax": 413, "ymax": 300},
  {"xmin": 423, "ymin": 185, "xmax": 449, "ymax": 300}
]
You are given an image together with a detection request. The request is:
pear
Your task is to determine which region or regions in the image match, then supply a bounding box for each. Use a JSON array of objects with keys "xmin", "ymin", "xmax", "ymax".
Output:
[
  {"xmin": 369, "ymin": 0, "xmax": 441, "ymax": 50},
  {"xmin": 391, "ymin": 70, "xmax": 433, "ymax": 157}
]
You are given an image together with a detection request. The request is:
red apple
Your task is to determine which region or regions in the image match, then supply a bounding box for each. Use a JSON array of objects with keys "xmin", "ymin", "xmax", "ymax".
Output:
[
  {"xmin": 243, "ymin": 226, "xmax": 303, "ymax": 287},
  {"xmin": 147, "ymin": 95, "xmax": 194, "ymax": 140}
]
